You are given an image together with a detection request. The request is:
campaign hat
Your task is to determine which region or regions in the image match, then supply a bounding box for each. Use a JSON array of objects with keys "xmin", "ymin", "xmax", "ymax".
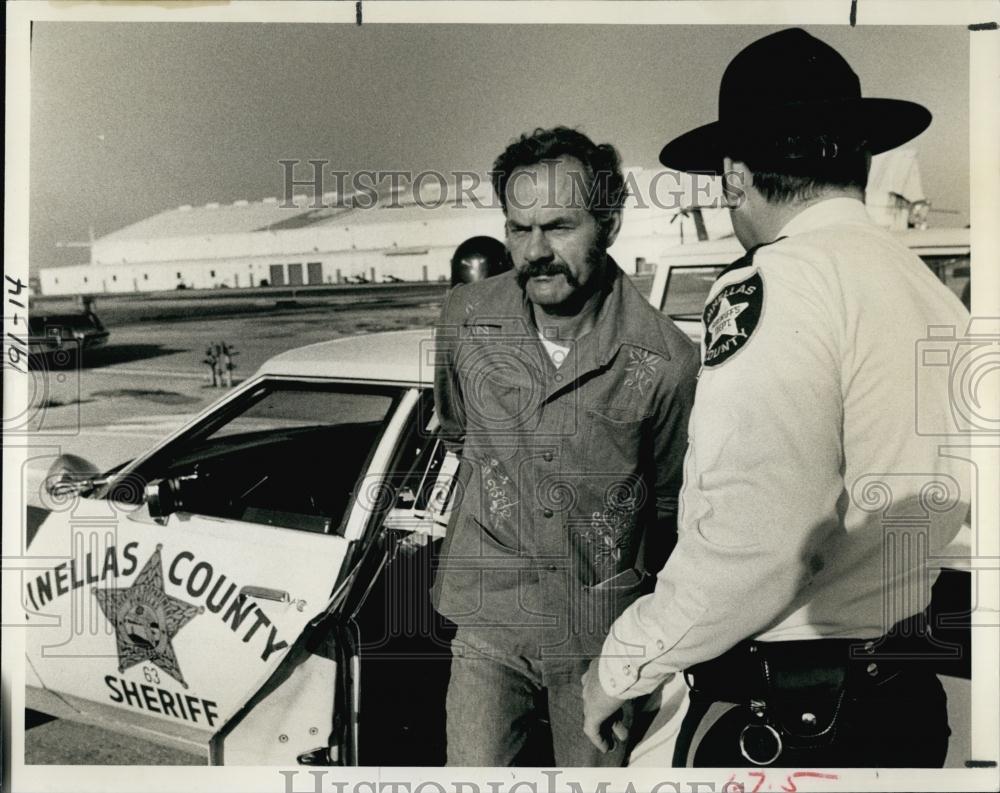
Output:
[{"xmin": 658, "ymin": 27, "xmax": 932, "ymax": 174}]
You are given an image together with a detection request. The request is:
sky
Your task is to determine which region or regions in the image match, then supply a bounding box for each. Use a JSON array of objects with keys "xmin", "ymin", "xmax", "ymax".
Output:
[{"xmin": 29, "ymin": 22, "xmax": 970, "ymax": 271}]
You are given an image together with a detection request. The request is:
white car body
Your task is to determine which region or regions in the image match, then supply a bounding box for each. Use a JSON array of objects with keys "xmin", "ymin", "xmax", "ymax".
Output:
[
  {"xmin": 648, "ymin": 227, "xmax": 971, "ymax": 342},
  {"xmin": 25, "ymin": 330, "xmax": 453, "ymax": 765}
]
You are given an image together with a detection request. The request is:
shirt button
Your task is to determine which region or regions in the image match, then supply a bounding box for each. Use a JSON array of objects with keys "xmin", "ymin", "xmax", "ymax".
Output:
[
  {"xmin": 866, "ymin": 663, "xmax": 878, "ymax": 677},
  {"xmin": 543, "ymin": 508, "xmax": 554, "ymax": 518},
  {"xmin": 554, "ymin": 374, "xmax": 562, "ymax": 382},
  {"xmin": 655, "ymin": 640, "xmax": 665, "ymax": 651},
  {"xmin": 542, "ymin": 451, "xmax": 554, "ymax": 462}
]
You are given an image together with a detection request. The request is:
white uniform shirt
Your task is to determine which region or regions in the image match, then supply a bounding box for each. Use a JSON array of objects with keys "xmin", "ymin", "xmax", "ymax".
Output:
[{"xmin": 599, "ymin": 197, "xmax": 971, "ymax": 698}]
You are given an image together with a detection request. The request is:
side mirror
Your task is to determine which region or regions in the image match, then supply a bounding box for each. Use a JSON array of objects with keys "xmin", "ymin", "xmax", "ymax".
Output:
[{"xmin": 45, "ymin": 454, "xmax": 104, "ymax": 498}]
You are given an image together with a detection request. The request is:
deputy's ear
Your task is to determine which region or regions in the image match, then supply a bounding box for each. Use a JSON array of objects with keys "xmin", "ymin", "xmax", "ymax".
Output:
[
  {"xmin": 722, "ymin": 157, "xmax": 750, "ymax": 207},
  {"xmin": 603, "ymin": 210, "xmax": 623, "ymax": 248}
]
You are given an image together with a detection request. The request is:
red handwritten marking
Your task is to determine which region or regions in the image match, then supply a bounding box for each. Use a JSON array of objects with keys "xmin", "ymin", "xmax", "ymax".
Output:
[
  {"xmin": 725, "ymin": 770, "xmax": 839, "ymax": 793},
  {"xmin": 781, "ymin": 772, "xmax": 841, "ymax": 793}
]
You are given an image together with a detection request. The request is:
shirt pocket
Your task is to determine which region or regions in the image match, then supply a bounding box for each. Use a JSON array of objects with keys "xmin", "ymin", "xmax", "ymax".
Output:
[
  {"xmin": 584, "ymin": 408, "xmax": 647, "ymax": 474},
  {"xmin": 575, "ymin": 567, "xmax": 654, "ymax": 654},
  {"xmin": 577, "ymin": 410, "xmax": 649, "ymax": 582}
]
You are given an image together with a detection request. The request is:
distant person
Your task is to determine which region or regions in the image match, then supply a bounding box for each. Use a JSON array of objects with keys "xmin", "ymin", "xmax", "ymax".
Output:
[{"xmin": 449, "ymin": 235, "xmax": 511, "ymax": 287}]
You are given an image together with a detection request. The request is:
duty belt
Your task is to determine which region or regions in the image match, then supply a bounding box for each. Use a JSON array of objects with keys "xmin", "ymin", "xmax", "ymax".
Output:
[{"xmin": 683, "ymin": 630, "xmax": 937, "ymax": 765}]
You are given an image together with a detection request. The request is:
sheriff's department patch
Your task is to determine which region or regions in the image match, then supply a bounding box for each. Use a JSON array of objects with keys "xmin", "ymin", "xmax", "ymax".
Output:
[{"xmin": 702, "ymin": 270, "xmax": 764, "ymax": 367}]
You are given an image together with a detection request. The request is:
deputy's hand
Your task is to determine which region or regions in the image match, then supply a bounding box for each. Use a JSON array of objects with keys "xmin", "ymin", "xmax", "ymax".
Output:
[{"xmin": 581, "ymin": 658, "xmax": 629, "ymax": 752}]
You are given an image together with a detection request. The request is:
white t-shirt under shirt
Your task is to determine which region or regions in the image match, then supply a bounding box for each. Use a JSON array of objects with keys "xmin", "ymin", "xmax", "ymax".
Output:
[{"xmin": 538, "ymin": 330, "xmax": 570, "ymax": 369}]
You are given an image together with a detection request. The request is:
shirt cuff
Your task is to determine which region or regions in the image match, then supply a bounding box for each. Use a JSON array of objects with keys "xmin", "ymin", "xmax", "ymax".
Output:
[{"xmin": 597, "ymin": 598, "xmax": 678, "ymax": 699}]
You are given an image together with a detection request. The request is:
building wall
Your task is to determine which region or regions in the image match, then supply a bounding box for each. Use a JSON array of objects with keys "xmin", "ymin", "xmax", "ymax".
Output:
[
  {"xmin": 38, "ymin": 248, "xmax": 460, "ymax": 295},
  {"xmin": 38, "ymin": 204, "xmax": 690, "ymax": 296}
]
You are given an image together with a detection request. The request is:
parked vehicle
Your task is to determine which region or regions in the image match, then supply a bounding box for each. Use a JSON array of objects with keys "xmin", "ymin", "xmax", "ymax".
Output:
[
  {"xmin": 648, "ymin": 227, "xmax": 971, "ymax": 341},
  {"xmin": 28, "ymin": 309, "xmax": 110, "ymax": 358}
]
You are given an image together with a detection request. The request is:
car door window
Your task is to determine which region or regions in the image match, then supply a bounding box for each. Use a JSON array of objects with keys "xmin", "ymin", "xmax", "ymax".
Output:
[{"xmin": 110, "ymin": 380, "xmax": 404, "ymax": 535}]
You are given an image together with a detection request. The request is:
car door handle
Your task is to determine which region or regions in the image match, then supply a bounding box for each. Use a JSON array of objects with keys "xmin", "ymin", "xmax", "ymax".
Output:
[{"xmin": 240, "ymin": 585, "xmax": 290, "ymax": 603}]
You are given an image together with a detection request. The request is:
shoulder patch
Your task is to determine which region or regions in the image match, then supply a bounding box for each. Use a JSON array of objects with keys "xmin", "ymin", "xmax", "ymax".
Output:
[{"xmin": 702, "ymin": 269, "xmax": 764, "ymax": 367}]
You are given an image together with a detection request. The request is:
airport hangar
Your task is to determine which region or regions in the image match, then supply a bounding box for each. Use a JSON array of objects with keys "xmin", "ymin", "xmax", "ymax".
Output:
[
  {"xmin": 38, "ymin": 154, "xmax": 919, "ymax": 297},
  {"xmin": 37, "ymin": 169, "xmax": 709, "ymax": 297}
]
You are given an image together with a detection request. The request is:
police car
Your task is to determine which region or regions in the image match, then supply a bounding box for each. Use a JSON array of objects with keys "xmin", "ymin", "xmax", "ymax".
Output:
[
  {"xmin": 26, "ymin": 330, "xmax": 464, "ymax": 765},
  {"xmin": 648, "ymin": 227, "xmax": 971, "ymax": 341},
  {"xmin": 25, "ymin": 275, "xmax": 973, "ymax": 767}
]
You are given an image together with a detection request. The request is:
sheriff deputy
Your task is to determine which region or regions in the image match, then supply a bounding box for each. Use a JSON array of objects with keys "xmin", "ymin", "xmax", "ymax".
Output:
[{"xmin": 581, "ymin": 27, "xmax": 971, "ymax": 767}]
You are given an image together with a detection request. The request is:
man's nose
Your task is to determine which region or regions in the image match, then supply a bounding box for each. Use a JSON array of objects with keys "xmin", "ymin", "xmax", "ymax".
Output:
[{"xmin": 525, "ymin": 228, "xmax": 553, "ymax": 263}]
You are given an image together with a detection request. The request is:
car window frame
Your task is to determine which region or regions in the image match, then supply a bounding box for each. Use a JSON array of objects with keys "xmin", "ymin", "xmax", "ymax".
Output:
[{"xmin": 95, "ymin": 375, "xmax": 410, "ymax": 537}]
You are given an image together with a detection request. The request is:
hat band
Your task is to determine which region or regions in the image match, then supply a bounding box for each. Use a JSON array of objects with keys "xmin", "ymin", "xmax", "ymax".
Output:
[{"xmin": 735, "ymin": 132, "xmax": 869, "ymax": 164}]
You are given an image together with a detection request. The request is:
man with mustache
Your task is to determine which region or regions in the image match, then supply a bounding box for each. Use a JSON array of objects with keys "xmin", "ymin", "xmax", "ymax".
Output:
[{"xmin": 432, "ymin": 126, "xmax": 699, "ymax": 766}]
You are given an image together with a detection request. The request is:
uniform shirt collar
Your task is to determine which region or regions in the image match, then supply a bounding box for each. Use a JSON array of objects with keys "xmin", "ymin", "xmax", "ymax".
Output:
[{"xmin": 776, "ymin": 196, "xmax": 874, "ymax": 239}]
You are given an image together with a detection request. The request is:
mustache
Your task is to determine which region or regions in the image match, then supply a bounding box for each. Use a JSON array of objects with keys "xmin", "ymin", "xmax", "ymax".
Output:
[{"xmin": 516, "ymin": 261, "xmax": 581, "ymax": 289}]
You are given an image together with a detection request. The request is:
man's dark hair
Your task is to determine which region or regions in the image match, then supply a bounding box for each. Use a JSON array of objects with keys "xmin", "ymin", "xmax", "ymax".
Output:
[
  {"xmin": 490, "ymin": 126, "xmax": 628, "ymax": 228},
  {"xmin": 729, "ymin": 133, "xmax": 871, "ymax": 204}
]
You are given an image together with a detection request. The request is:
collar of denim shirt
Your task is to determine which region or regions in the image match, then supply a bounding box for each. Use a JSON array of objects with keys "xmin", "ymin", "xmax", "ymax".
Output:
[{"xmin": 461, "ymin": 258, "xmax": 675, "ymax": 381}]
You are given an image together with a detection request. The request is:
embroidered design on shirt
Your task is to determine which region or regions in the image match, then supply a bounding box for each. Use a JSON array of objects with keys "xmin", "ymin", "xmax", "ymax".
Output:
[
  {"xmin": 624, "ymin": 349, "xmax": 658, "ymax": 395},
  {"xmin": 703, "ymin": 270, "xmax": 764, "ymax": 367},
  {"xmin": 482, "ymin": 457, "xmax": 516, "ymax": 522},
  {"xmin": 587, "ymin": 504, "xmax": 636, "ymax": 569}
]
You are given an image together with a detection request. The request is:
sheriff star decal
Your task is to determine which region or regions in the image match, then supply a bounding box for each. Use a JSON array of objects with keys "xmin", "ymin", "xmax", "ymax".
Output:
[
  {"xmin": 94, "ymin": 545, "xmax": 203, "ymax": 689},
  {"xmin": 702, "ymin": 270, "xmax": 764, "ymax": 367}
]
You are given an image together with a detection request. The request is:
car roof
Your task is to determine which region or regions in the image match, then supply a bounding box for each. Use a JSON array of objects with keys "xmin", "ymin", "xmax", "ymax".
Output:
[
  {"xmin": 657, "ymin": 226, "xmax": 970, "ymax": 264},
  {"xmin": 256, "ymin": 328, "xmax": 433, "ymax": 386}
]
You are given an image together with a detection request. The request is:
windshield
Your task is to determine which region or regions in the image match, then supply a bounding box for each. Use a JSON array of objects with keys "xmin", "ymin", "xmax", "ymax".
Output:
[
  {"xmin": 109, "ymin": 380, "xmax": 404, "ymax": 535},
  {"xmin": 659, "ymin": 265, "xmax": 726, "ymax": 319}
]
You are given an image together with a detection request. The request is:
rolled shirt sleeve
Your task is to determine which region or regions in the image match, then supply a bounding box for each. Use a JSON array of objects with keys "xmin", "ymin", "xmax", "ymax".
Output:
[{"xmin": 599, "ymin": 250, "xmax": 846, "ymax": 697}]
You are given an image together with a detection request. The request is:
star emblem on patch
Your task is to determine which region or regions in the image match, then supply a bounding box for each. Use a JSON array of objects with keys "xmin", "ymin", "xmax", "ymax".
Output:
[
  {"xmin": 702, "ymin": 270, "xmax": 764, "ymax": 367},
  {"xmin": 94, "ymin": 544, "xmax": 203, "ymax": 688}
]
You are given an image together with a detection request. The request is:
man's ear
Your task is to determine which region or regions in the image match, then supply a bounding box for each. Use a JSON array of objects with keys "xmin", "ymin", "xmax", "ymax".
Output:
[
  {"xmin": 603, "ymin": 210, "xmax": 623, "ymax": 249},
  {"xmin": 722, "ymin": 156, "xmax": 750, "ymax": 209}
]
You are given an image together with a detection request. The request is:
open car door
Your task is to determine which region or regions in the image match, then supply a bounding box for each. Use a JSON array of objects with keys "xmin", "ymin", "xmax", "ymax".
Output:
[{"xmin": 24, "ymin": 377, "xmax": 421, "ymax": 764}]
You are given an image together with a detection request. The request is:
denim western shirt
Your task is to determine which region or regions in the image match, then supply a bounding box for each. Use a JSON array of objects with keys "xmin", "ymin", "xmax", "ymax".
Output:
[{"xmin": 431, "ymin": 264, "xmax": 699, "ymax": 664}]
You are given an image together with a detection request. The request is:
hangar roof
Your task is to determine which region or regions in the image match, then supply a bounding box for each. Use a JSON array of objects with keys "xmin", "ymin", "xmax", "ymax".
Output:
[{"xmin": 98, "ymin": 181, "xmax": 498, "ymax": 243}]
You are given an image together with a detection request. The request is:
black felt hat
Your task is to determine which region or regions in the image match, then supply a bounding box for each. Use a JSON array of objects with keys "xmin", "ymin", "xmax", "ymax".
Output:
[{"xmin": 658, "ymin": 28, "xmax": 932, "ymax": 174}]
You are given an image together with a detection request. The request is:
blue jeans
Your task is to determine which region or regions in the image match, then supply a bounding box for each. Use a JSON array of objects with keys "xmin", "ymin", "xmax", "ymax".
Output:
[{"xmin": 445, "ymin": 630, "xmax": 632, "ymax": 767}]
